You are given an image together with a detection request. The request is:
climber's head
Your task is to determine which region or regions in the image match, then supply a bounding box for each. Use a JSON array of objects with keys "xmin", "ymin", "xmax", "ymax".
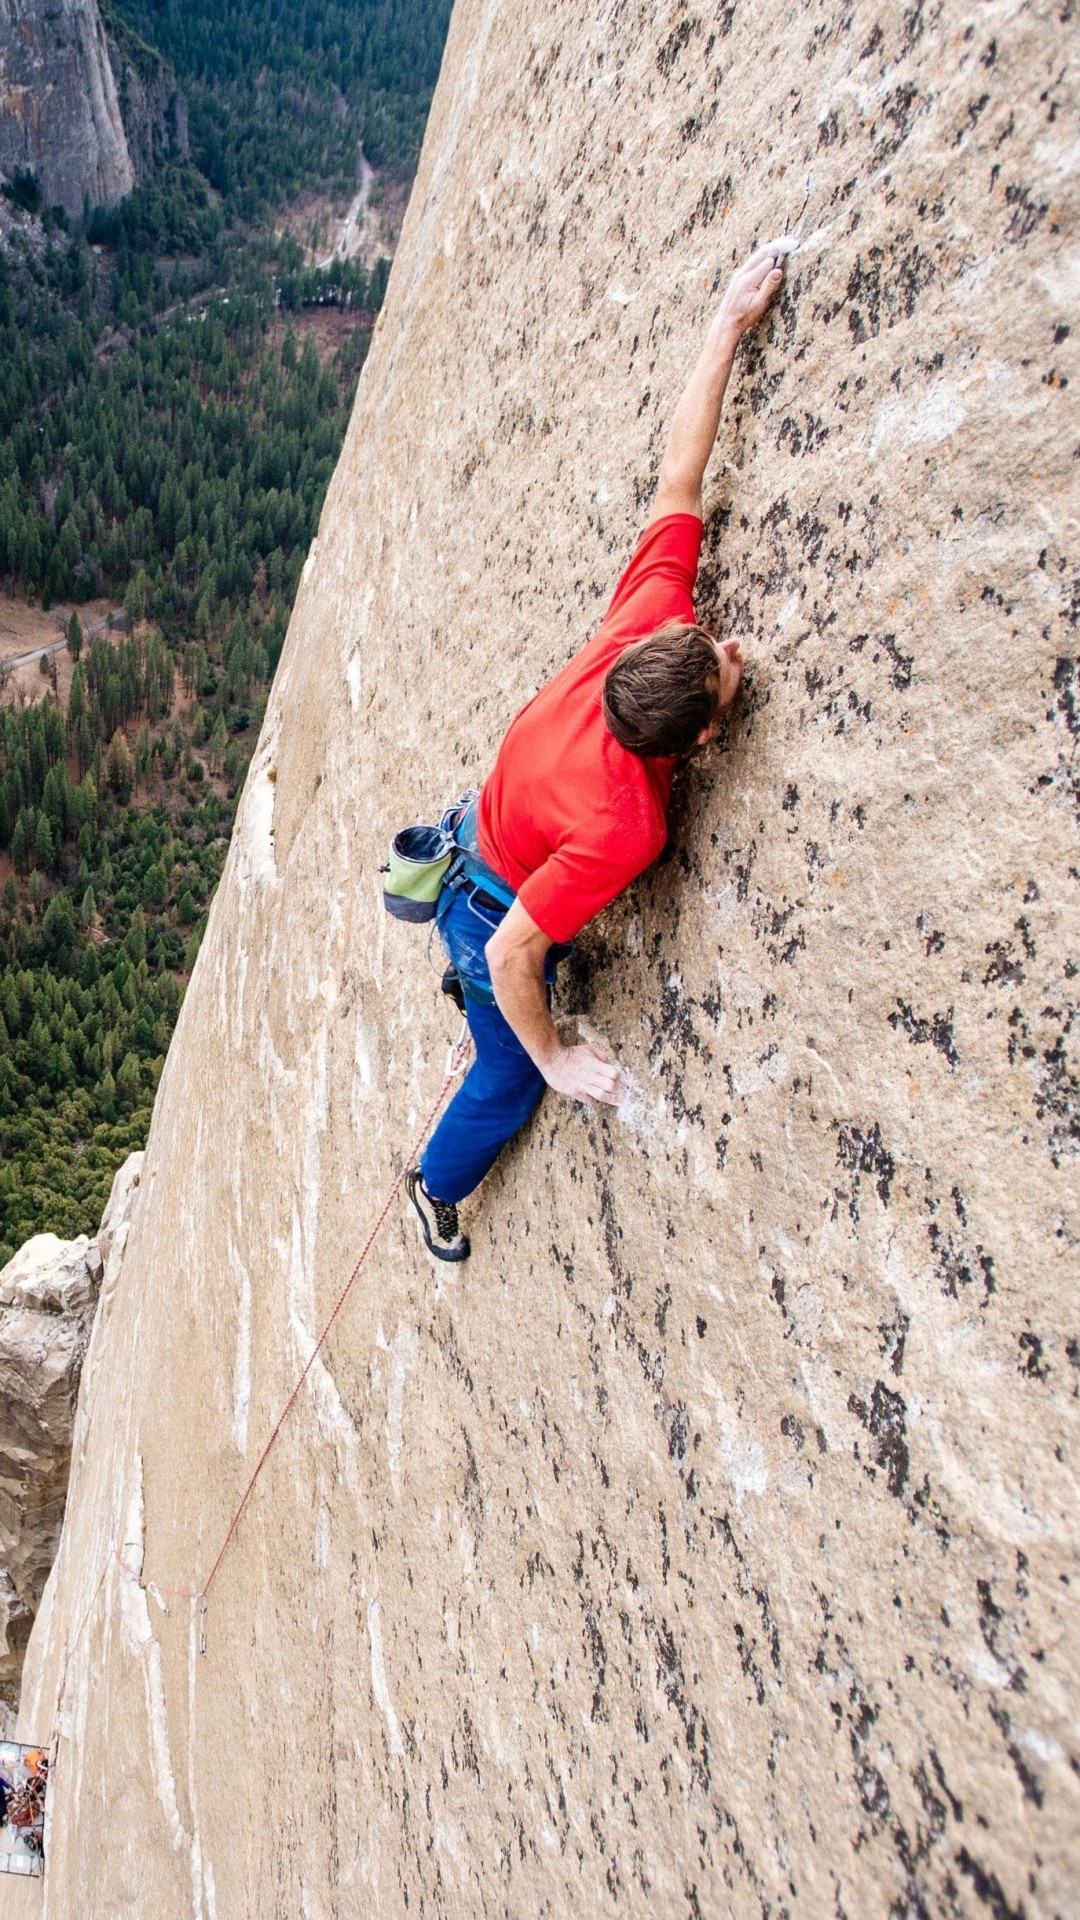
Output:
[{"xmin": 602, "ymin": 621, "xmax": 744, "ymax": 757}]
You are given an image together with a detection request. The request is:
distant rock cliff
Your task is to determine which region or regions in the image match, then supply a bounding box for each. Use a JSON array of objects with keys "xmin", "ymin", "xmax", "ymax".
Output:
[
  {"xmin": 0, "ymin": 0, "xmax": 185, "ymax": 217},
  {"xmin": 100, "ymin": 1, "xmax": 187, "ymax": 187},
  {"xmin": 0, "ymin": 0, "xmax": 132, "ymax": 214},
  {"xmin": 16, "ymin": 2, "xmax": 1078, "ymax": 1917}
]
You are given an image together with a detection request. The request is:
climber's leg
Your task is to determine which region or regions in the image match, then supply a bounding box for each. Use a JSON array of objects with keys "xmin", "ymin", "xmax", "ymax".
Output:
[{"xmin": 420, "ymin": 994, "xmax": 546, "ymax": 1204}]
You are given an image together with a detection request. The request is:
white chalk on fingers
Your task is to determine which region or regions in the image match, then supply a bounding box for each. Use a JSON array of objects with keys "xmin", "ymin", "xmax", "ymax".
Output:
[
  {"xmin": 752, "ymin": 234, "xmax": 795, "ymax": 260},
  {"xmin": 785, "ymin": 223, "xmax": 834, "ymax": 259}
]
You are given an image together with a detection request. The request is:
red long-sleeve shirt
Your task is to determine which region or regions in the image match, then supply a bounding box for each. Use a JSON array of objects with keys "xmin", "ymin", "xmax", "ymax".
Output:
[{"xmin": 478, "ymin": 513, "xmax": 702, "ymax": 944}]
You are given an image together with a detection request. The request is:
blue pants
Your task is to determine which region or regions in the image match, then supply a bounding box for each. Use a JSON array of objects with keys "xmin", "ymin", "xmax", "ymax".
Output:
[{"xmin": 420, "ymin": 883, "xmax": 547, "ymax": 1204}]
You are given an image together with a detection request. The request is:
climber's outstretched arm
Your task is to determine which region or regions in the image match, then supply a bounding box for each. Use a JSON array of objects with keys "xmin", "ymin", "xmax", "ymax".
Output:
[
  {"xmin": 486, "ymin": 901, "xmax": 624, "ymax": 1105},
  {"xmin": 648, "ymin": 240, "xmax": 786, "ymax": 525}
]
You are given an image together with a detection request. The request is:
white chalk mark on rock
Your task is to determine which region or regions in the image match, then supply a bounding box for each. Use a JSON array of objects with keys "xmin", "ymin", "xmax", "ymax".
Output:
[
  {"xmin": 379, "ymin": 1322, "xmax": 420, "ymax": 1498},
  {"xmin": 230, "ymin": 1233, "xmax": 252, "ymax": 1457},
  {"xmin": 367, "ymin": 1596, "xmax": 404, "ymax": 1756},
  {"xmin": 721, "ymin": 1431, "xmax": 769, "ymax": 1505},
  {"xmin": 869, "ymin": 380, "xmax": 966, "ymax": 459},
  {"xmin": 119, "ymin": 1463, "xmax": 186, "ymax": 1854}
]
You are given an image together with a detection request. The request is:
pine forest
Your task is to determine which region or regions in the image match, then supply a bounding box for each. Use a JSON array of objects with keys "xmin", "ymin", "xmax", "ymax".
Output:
[{"xmin": 0, "ymin": 0, "xmax": 453, "ymax": 1261}]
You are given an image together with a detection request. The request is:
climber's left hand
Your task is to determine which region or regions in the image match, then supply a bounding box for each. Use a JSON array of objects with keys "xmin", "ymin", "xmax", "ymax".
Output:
[{"xmin": 712, "ymin": 241, "xmax": 786, "ymax": 344}]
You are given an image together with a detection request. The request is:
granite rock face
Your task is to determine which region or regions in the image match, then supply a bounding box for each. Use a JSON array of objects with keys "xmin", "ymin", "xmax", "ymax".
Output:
[
  {"xmin": 17, "ymin": 2, "xmax": 1078, "ymax": 1916},
  {"xmin": 0, "ymin": 1155, "xmax": 142, "ymax": 1725},
  {"xmin": 0, "ymin": 0, "xmax": 133, "ymax": 215}
]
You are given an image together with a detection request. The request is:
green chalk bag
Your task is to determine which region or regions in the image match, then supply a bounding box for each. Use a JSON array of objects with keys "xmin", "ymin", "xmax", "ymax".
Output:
[{"xmin": 381, "ymin": 823, "xmax": 455, "ymax": 922}]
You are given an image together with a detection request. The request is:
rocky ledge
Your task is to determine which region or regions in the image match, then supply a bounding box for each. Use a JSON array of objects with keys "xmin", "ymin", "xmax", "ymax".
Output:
[{"xmin": 0, "ymin": 1152, "xmax": 142, "ymax": 1720}]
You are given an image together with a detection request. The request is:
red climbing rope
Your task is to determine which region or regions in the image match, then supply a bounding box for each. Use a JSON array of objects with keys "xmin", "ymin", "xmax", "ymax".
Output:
[
  {"xmin": 52, "ymin": 1023, "xmax": 469, "ymax": 1725},
  {"xmin": 199, "ymin": 1041, "xmax": 466, "ymax": 1606},
  {"xmin": 51, "ymin": 1548, "xmax": 113, "ymax": 1741}
]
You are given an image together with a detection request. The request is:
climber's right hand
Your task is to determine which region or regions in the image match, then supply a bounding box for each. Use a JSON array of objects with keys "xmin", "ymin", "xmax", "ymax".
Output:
[{"xmin": 541, "ymin": 1043, "xmax": 625, "ymax": 1106}]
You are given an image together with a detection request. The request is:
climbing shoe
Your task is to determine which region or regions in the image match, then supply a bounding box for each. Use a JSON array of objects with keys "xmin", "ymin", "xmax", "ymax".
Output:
[{"xmin": 405, "ymin": 1167, "xmax": 470, "ymax": 1262}]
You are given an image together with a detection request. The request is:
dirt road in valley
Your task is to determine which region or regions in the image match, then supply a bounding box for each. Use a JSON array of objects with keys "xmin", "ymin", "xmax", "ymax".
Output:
[
  {"xmin": 0, "ymin": 597, "xmax": 123, "ymax": 707},
  {"xmin": 318, "ymin": 146, "xmax": 376, "ymax": 268},
  {"xmin": 3, "ymin": 635, "xmax": 66, "ymax": 672}
]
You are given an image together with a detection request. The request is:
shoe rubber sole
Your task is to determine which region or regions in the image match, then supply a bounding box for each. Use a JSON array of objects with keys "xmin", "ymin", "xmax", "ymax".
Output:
[{"xmin": 405, "ymin": 1168, "xmax": 470, "ymax": 1262}]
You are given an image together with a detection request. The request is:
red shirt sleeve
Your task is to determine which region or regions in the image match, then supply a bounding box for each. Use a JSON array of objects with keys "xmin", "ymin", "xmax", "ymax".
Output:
[
  {"xmin": 518, "ymin": 803, "xmax": 665, "ymax": 944},
  {"xmin": 602, "ymin": 513, "xmax": 703, "ymax": 637}
]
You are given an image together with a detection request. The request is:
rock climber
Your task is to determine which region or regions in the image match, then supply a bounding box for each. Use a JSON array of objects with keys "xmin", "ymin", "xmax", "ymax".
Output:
[{"xmin": 407, "ymin": 239, "xmax": 787, "ymax": 1260}]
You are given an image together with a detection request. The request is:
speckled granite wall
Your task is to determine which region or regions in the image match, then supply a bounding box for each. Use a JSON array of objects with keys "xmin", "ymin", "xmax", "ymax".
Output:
[{"xmin": 17, "ymin": 3, "xmax": 1077, "ymax": 1915}]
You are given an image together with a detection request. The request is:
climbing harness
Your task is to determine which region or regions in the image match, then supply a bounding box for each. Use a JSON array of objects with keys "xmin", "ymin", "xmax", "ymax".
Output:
[
  {"xmin": 448, "ymin": 794, "xmax": 517, "ymax": 910},
  {"xmin": 46, "ymin": 1016, "xmax": 472, "ymax": 1782}
]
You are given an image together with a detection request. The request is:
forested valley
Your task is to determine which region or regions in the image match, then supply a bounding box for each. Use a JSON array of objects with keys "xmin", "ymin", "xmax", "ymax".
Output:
[{"xmin": 0, "ymin": 0, "xmax": 451, "ymax": 1261}]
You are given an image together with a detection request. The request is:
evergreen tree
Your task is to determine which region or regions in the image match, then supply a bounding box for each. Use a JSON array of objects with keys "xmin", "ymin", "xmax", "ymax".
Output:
[
  {"xmin": 42, "ymin": 891, "xmax": 75, "ymax": 962},
  {"xmin": 116, "ymin": 1051, "xmax": 142, "ymax": 1106},
  {"xmin": 67, "ymin": 662, "xmax": 86, "ymax": 732},
  {"xmin": 135, "ymin": 725, "xmax": 152, "ymax": 792},
  {"xmin": 124, "ymin": 907, "xmax": 146, "ymax": 964},
  {"xmin": 11, "ymin": 810, "xmax": 30, "ymax": 875},
  {"xmin": 208, "ymin": 711, "xmax": 228, "ymax": 774},
  {"xmin": 105, "ymin": 731, "xmax": 134, "ymax": 803}
]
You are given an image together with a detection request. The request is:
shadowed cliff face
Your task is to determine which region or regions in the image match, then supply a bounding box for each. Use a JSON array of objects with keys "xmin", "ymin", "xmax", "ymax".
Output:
[
  {"xmin": 17, "ymin": 2, "xmax": 1077, "ymax": 1915},
  {"xmin": 101, "ymin": 5, "xmax": 188, "ymax": 188},
  {"xmin": 0, "ymin": 0, "xmax": 133, "ymax": 214}
]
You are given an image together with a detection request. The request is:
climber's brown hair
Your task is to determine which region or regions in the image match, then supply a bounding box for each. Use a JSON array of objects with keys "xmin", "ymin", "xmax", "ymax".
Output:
[{"xmin": 602, "ymin": 621, "xmax": 722, "ymax": 758}]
